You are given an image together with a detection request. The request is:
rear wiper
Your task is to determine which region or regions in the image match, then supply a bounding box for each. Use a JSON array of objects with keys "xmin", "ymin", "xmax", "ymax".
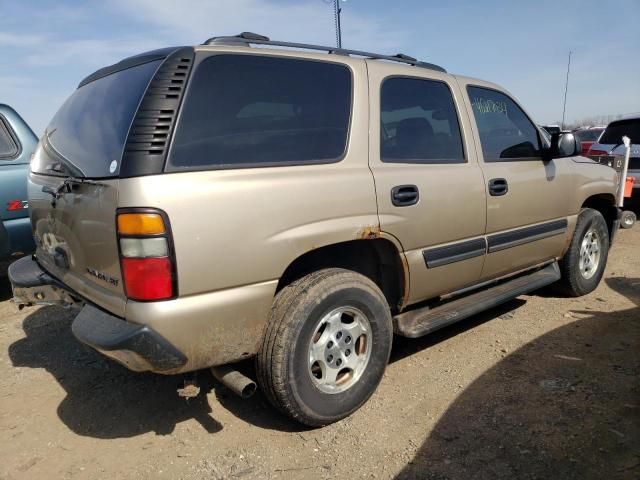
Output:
[
  {"xmin": 42, "ymin": 177, "xmax": 104, "ymax": 206},
  {"xmin": 42, "ymin": 129, "xmax": 85, "ymax": 178}
]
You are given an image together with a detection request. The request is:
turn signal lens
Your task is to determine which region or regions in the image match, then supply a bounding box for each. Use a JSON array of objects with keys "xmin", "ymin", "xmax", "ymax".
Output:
[{"xmin": 117, "ymin": 213, "xmax": 165, "ymax": 235}]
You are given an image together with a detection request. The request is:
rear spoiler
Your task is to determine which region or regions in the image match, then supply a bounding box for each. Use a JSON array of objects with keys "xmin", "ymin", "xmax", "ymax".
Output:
[{"xmin": 78, "ymin": 46, "xmax": 186, "ymax": 88}]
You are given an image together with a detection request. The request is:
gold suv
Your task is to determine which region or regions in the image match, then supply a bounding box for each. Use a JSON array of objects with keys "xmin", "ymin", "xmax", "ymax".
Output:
[{"xmin": 9, "ymin": 33, "xmax": 620, "ymax": 426}]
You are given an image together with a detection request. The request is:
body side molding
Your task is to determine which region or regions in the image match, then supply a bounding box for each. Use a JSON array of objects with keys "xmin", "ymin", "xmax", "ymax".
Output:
[
  {"xmin": 487, "ymin": 219, "xmax": 568, "ymax": 253},
  {"xmin": 423, "ymin": 238, "xmax": 487, "ymax": 268}
]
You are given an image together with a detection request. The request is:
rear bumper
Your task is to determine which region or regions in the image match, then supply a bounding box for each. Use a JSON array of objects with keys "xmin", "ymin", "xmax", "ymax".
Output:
[
  {"xmin": 8, "ymin": 255, "xmax": 78, "ymax": 307},
  {"xmin": 8, "ymin": 255, "xmax": 187, "ymax": 373},
  {"xmin": 10, "ymin": 256, "xmax": 279, "ymax": 373},
  {"xmin": 71, "ymin": 304, "xmax": 187, "ymax": 372}
]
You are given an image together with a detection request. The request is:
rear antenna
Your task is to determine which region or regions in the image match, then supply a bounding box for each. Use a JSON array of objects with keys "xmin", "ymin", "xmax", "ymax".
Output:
[
  {"xmin": 561, "ymin": 50, "xmax": 572, "ymax": 130},
  {"xmin": 323, "ymin": 0, "xmax": 345, "ymax": 48}
]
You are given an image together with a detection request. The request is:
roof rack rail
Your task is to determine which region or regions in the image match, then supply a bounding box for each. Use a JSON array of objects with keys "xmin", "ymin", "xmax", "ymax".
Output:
[{"xmin": 202, "ymin": 32, "xmax": 446, "ymax": 73}]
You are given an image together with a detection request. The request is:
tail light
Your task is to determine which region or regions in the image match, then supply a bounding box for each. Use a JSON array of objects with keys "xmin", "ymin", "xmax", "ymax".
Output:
[
  {"xmin": 587, "ymin": 148, "xmax": 608, "ymax": 157},
  {"xmin": 117, "ymin": 209, "xmax": 176, "ymax": 301}
]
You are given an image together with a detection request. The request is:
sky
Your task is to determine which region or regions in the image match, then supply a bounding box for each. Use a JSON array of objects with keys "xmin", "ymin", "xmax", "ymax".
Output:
[{"xmin": 1, "ymin": 0, "xmax": 639, "ymax": 135}]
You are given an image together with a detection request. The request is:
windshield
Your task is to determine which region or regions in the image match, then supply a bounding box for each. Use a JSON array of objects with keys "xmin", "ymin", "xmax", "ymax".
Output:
[
  {"xmin": 33, "ymin": 59, "xmax": 161, "ymax": 178},
  {"xmin": 599, "ymin": 119, "xmax": 640, "ymax": 145}
]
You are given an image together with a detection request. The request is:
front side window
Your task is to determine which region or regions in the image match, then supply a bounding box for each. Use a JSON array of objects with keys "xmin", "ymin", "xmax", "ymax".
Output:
[
  {"xmin": 0, "ymin": 116, "xmax": 19, "ymax": 160},
  {"xmin": 467, "ymin": 86, "xmax": 541, "ymax": 162},
  {"xmin": 380, "ymin": 77, "xmax": 465, "ymax": 164},
  {"xmin": 168, "ymin": 55, "xmax": 352, "ymax": 170}
]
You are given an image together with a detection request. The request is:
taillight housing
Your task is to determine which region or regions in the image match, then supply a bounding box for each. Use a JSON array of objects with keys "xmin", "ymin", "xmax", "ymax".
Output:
[
  {"xmin": 117, "ymin": 208, "xmax": 177, "ymax": 301},
  {"xmin": 587, "ymin": 148, "xmax": 608, "ymax": 157}
]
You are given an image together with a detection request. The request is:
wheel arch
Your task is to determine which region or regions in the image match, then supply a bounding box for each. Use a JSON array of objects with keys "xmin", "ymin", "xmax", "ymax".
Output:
[
  {"xmin": 581, "ymin": 193, "xmax": 618, "ymax": 239},
  {"xmin": 276, "ymin": 237, "xmax": 408, "ymax": 313}
]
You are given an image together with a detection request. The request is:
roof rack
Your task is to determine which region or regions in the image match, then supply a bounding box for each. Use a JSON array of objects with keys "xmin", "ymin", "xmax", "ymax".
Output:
[{"xmin": 202, "ymin": 32, "xmax": 446, "ymax": 73}]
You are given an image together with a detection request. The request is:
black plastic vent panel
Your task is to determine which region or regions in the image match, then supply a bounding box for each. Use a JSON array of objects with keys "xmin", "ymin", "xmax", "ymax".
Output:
[{"xmin": 120, "ymin": 48, "xmax": 194, "ymax": 177}]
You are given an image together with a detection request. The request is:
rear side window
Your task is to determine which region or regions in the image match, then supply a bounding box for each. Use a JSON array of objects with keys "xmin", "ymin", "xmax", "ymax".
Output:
[
  {"xmin": 599, "ymin": 119, "xmax": 640, "ymax": 145},
  {"xmin": 380, "ymin": 77, "xmax": 465, "ymax": 164},
  {"xmin": 0, "ymin": 116, "xmax": 19, "ymax": 160},
  {"xmin": 467, "ymin": 86, "xmax": 541, "ymax": 162},
  {"xmin": 33, "ymin": 59, "xmax": 161, "ymax": 177},
  {"xmin": 168, "ymin": 55, "xmax": 352, "ymax": 170}
]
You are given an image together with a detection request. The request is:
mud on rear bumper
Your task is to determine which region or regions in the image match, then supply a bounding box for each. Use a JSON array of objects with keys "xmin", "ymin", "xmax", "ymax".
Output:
[
  {"xmin": 8, "ymin": 255, "xmax": 187, "ymax": 373},
  {"xmin": 71, "ymin": 304, "xmax": 187, "ymax": 372}
]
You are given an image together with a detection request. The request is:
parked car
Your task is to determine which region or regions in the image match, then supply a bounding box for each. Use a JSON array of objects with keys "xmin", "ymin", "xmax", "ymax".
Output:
[
  {"xmin": 588, "ymin": 116, "xmax": 640, "ymax": 205},
  {"xmin": 1, "ymin": 104, "xmax": 37, "ymax": 264},
  {"xmin": 9, "ymin": 33, "xmax": 620, "ymax": 426},
  {"xmin": 573, "ymin": 126, "xmax": 605, "ymax": 156}
]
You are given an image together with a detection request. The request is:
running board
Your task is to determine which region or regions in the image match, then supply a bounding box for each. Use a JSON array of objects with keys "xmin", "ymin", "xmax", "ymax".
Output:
[{"xmin": 394, "ymin": 262, "xmax": 561, "ymax": 338}]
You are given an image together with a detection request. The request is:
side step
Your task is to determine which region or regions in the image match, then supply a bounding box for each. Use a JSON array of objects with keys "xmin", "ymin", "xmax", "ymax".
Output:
[{"xmin": 394, "ymin": 262, "xmax": 561, "ymax": 338}]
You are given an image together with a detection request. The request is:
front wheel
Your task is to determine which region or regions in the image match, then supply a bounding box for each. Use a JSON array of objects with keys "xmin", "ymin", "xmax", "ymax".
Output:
[
  {"xmin": 558, "ymin": 208, "xmax": 610, "ymax": 296},
  {"xmin": 257, "ymin": 268, "xmax": 393, "ymax": 426}
]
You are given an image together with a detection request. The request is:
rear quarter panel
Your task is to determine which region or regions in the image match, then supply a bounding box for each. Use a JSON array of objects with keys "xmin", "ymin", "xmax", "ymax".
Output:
[
  {"xmin": 0, "ymin": 163, "xmax": 31, "ymax": 222},
  {"xmin": 118, "ymin": 164, "xmax": 378, "ymax": 295}
]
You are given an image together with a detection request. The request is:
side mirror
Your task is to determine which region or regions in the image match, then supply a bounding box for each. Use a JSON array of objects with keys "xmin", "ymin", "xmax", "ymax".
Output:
[{"xmin": 544, "ymin": 132, "xmax": 581, "ymax": 161}]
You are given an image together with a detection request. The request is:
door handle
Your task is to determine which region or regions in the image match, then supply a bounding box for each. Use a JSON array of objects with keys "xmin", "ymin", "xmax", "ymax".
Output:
[
  {"xmin": 488, "ymin": 178, "xmax": 508, "ymax": 196},
  {"xmin": 391, "ymin": 185, "xmax": 419, "ymax": 206}
]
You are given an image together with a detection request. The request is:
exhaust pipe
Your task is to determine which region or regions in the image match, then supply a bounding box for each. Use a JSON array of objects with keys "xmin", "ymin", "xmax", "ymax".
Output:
[{"xmin": 210, "ymin": 365, "xmax": 257, "ymax": 399}]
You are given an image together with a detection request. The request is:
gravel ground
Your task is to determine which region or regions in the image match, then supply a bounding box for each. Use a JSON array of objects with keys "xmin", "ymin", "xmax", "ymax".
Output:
[{"xmin": 0, "ymin": 228, "xmax": 638, "ymax": 480}]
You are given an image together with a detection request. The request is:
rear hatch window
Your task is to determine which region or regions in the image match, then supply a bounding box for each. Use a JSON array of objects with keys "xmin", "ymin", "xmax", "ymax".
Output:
[
  {"xmin": 32, "ymin": 59, "xmax": 161, "ymax": 178},
  {"xmin": 599, "ymin": 119, "xmax": 640, "ymax": 146}
]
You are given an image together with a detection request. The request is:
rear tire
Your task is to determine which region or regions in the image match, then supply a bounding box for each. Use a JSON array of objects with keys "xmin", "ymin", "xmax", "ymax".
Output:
[
  {"xmin": 621, "ymin": 210, "xmax": 636, "ymax": 229},
  {"xmin": 257, "ymin": 268, "xmax": 392, "ymax": 426},
  {"xmin": 558, "ymin": 208, "xmax": 609, "ymax": 296}
]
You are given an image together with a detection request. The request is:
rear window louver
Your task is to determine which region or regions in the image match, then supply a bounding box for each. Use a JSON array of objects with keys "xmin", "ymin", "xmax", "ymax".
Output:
[{"xmin": 120, "ymin": 48, "xmax": 194, "ymax": 177}]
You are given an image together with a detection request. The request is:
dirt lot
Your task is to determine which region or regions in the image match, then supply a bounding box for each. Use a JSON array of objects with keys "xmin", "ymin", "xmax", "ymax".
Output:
[{"xmin": 0, "ymin": 227, "xmax": 638, "ymax": 480}]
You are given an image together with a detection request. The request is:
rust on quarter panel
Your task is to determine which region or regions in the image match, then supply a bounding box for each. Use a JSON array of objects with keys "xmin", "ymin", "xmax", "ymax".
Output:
[{"xmin": 357, "ymin": 225, "xmax": 382, "ymax": 239}]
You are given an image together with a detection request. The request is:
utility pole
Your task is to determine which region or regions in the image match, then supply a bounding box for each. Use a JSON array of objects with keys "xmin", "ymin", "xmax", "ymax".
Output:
[
  {"xmin": 561, "ymin": 50, "xmax": 572, "ymax": 130},
  {"xmin": 333, "ymin": 0, "xmax": 343, "ymax": 48}
]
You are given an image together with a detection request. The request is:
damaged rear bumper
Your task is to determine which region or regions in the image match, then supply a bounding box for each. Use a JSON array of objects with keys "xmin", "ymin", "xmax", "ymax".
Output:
[
  {"xmin": 8, "ymin": 255, "xmax": 79, "ymax": 308},
  {"xmin": 71, "ymin": 304, "xmax": 187, "ymax": 372},
  {"xmin": 8, "ymin": 255, "xmax": 187, "ymax": 373}
]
